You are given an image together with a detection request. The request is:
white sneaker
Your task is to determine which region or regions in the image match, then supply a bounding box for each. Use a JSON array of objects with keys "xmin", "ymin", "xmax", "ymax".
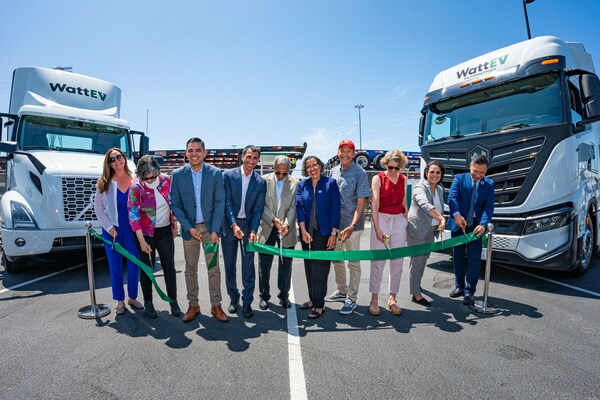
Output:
[{"xmin": 325, "ymin": 290, "xmax": 347, "ymax": 302}]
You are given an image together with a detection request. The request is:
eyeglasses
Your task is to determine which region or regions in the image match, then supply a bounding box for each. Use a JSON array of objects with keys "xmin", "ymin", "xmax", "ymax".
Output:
[
  {"xmin": 306, "ymin": 163, "xmax": 319, "ymax": 169},
  {"xmin": 143, "ymin": 175, "xmax": 158, "ymax": 182},
  {"xmin": 108, "ymin": 154, "xmax": 124, "ymax": 163},
  {"xmin": 387, "ymin": 166, "xmax": 400, "ymax": 171}
]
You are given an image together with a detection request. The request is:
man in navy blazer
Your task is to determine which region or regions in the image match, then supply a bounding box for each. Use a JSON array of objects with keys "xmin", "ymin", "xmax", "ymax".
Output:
[
  {"xmin": 222, "ymin": 145, "xmax": 267, "ymax": 318},
  {"xmin": 170, "ymin": 137, "xmax": 229, "ymax": 323},
  {"xmin": 447, "ymin": 154, "xmax": 494, "ymax": 305}
]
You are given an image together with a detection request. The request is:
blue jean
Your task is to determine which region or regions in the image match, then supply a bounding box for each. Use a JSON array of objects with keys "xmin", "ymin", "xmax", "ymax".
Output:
[
  {"xmin": 102, "ymin": 227, "xmax": 140, "ymax": 301},
  {"xmin": 451, "ymin": 224, "xmax": 482, "ymax": 296},
  {"xmin": 222, "ymin": 218, "xmax": 256, "ymax": 305}
]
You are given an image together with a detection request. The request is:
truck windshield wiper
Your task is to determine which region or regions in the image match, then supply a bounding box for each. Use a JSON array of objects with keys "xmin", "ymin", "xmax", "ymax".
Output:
[
  {"xmin": 21, "ymin": 146, "xmax": 54, "ymax": 150},
  {"xmin": 483, "ymin": 123, "xmax": 530, "ymax": 135},
  {"xmin": 428, "ymin": 133, "xmax": 464, "ymax": 143}
]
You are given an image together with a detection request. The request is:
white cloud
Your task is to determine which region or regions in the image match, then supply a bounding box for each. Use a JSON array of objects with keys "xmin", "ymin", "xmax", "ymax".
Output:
[{"xmin": 384, "ymin": 84, "xmax": 416, "ymax": 104}]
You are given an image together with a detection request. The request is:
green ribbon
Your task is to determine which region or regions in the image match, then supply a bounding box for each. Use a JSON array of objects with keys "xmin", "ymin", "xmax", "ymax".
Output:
[
  {"xmin": 247, "ymin": 232, "xmax": 481, "ymax": 261},
  {"xmin": 205, "ymin": 242, "xmax": 218, "ymax": 269},
  {"xmin": 89, "ymin": 228, "xmax": 173, "ymax": 303}
]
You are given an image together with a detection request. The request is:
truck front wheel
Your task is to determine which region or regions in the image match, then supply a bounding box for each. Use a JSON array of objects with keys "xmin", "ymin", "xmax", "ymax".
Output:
[
  {"xmin": 2, "ymin": 253, "xmax": 27, "ymax": 273},
  {"xmin": 574, "ymin": 211, "xmax": 594, "ymax": 276}
]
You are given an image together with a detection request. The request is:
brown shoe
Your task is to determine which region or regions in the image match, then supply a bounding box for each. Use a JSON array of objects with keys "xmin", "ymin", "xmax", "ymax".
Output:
[
  {"xmin": 182, "ymin": 305, "xmax": 201, "ymax": 322},
  {"xmin": 211, "ymin": 305, "xmax": 229, "ymax": 322}
]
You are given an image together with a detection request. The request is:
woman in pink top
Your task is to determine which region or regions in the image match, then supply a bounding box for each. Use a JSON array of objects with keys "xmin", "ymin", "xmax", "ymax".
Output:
[{"xmin": 369, "ymin": 150, "xmax": 408, "ymax": 316}]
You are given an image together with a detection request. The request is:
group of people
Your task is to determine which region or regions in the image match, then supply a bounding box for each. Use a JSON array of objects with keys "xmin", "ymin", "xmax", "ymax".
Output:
[{"xmin": 93, "ymin": 137, "xmax": 494, "ymax": 323}]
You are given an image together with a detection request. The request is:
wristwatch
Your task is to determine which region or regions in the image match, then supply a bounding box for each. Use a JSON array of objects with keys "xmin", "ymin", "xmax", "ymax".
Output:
[
  {"xmin": 331, "ymin": 231, "xmax": 338, "ymax": 237},
  {"xmin": 351, "ymin": 223, "xmax": 357, "ymax": 229}
]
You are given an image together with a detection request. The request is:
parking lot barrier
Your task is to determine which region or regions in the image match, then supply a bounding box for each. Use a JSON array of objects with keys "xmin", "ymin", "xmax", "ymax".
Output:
[
  {"xmin": 78, "ymin": 222, "xmax": 111, "ymax": 319},
  {"xmin": 470, "ymin": 223, "xmax": 501, "ymax": 315}
]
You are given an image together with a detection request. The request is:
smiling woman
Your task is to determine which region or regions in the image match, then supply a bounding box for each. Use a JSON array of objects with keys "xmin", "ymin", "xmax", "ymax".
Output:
[{"xmin": 296, "ymin": 155, "xmax": 340, "ymax": 319}]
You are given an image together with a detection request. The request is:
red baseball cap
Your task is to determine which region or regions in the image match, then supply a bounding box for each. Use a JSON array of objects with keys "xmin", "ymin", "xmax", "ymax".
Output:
[{"xmin": 338, "ymin": 139, "xmax": 355, "ymax": 151}]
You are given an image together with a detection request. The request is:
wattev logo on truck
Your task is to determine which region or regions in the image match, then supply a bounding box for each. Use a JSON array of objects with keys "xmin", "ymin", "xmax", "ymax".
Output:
[
  {"xmin": 48, "ymin": 82, "xmax": 107, "ymax": 101},
  {"xmin": 456, "ymin": 54, "xmax": 509, "ymax": 80}
]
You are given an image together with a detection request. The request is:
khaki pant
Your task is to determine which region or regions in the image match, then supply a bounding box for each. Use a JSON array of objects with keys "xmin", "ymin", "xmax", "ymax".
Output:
[
  {"xmin": 183, "ymin": 223, "xmax": 223, "ymax": 307},
  {"xmin": 332, "ymin": 230, "xmax": 363, "ymax": 302}
]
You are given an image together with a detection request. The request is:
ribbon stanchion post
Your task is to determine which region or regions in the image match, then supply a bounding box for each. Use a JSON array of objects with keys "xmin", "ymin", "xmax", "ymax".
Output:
[
  {"xmin": 78, "ymin": 222, "xmax": 111, "ymax": 319},
  {"xmin": 470, "ymin": 223, "xmax": 501, "ymax": 315}
]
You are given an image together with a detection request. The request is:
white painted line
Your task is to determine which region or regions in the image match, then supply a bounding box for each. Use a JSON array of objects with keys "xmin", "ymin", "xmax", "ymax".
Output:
[
  {"xmin": 287, "ymin": 281, "xmax": 308, "ymax": 400},
  {"xmin": 0, "ymin": 262, "xmax": 86, "ymax": 295},
  {"xmin": 500, "ymin": 265, "xmax": 600, "ymax": 298}
]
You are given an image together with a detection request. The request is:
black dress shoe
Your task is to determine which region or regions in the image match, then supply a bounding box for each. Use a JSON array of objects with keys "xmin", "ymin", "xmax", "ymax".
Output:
[
  {"xmin": 259, "ymin": 299, "xmax": 269, "ymax": 310},
  {"xmin": 170, "ymin": 301, "xmax": 182, "ymax": 317},
  {"xmin": 411, "ymin": 296, "xmax": 431, "ymax": 306},
  {"xmin": 463, "ymin": 295, "xmax": 473, "ymax": 305},
  {"xmin": 449, "ymin": 288, "xmax": 464, "ymax": 298},
  {"xmin": 242, "ymin": 304, "xmax": 253, "ymax": 318},
  {"xmin": 144, "ymin": 301, "xmax": 158, "ymax": 319},
  {"xmin": 279, "ymin": 298, "xmax": 292, "ymax": 308},
  {"xmin": 228, "ymin": 301, "xmax": 239, "ymax": 314}
]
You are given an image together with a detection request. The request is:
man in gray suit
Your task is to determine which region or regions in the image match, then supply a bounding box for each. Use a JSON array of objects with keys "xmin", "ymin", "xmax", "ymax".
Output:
[
  {"xmin": 170, "ymin": 137, "xmax": 229, "ymax": 323},
  {"xmin": 222, "ymin": 145, "xmax": 267, "ymax": 318},
  {"xmin": 256, "ymin": 155, "xmax": 298, "ymax": 310}
]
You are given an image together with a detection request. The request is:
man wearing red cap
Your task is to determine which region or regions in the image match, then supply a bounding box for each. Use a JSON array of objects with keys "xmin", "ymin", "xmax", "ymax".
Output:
[{"xmin": 326, "ymin": 139, "xmax": 371, "ymax": 314}]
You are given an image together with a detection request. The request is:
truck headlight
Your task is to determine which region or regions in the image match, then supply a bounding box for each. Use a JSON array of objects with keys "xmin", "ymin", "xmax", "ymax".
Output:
[
  {"xmin": 10, "ymin": 200, "xmax": 38, "ymax": 229},
  {"xmin": 523, "ymin": 212, "xmax": 571, "ymax": 235}
]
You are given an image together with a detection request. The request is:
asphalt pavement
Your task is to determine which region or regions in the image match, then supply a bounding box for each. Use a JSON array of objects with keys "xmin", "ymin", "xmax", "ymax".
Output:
[{"xmin": 1, "ymin": 228, "xmax": 599, "ymax": 400}]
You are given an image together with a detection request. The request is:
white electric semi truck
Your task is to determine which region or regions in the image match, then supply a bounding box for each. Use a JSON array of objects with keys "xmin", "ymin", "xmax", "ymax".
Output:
[
  {"xmin": 0, "ymin": 67, "xmax": 148, "ymax": 272},
  {"xmin": 419, "ymin": 36, "xmax": 600, "ymax": 274}
]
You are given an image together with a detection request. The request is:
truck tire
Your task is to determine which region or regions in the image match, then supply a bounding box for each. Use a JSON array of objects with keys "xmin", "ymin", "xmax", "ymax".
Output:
[
  {"xmin": 373, "ymin": 154, "xmax": 385, "ymax": 170},
  {"xmin": 354, "ymin": 154, "xmax": 371, "ymax": 170},
  {"xmin": 2, "ymin": 253, "xmax": 27, "ymax": 273},
  {"xmin": 574, "ymin": 211, "xmax": 594, "ymax": 276}
]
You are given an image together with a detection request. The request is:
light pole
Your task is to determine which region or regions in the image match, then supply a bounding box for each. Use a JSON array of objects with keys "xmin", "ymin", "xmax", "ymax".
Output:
[
  {"xmin": 355, "ymin": 104, "xmax": 364, "ymax": 150},
  {"xmin": 523, "ymin": 0, "xmax": 535, "ymax": 40}
]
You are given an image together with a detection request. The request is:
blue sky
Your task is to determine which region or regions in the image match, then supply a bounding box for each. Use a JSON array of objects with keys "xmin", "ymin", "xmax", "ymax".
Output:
[{"xmin": 1, "ymin": 0, "xmax": 599, "ymax": 165}]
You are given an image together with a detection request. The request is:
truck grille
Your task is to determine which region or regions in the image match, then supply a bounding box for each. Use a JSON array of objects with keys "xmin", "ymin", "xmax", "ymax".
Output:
[{"xmin": 62, "ymin": 178, "xmax": 98, "ymax": 222}]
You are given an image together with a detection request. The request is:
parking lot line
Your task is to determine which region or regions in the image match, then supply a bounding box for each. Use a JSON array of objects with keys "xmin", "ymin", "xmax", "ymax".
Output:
[
  {"xmin": 500, "ymin": 265, "xmax": 600, "ymax": 298},
  {"xmin": 0, "ymin": 263, "xmax": 85, "ymax": 295},
  {"xmin": 287, "ymin": 283, "xmax": 308, "ymax": 400}
]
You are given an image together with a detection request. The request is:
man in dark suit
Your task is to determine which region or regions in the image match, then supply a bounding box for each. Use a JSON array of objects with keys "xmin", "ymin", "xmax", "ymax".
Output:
[
  {"xmin": 222, "ymin": 145, "xmax": 267, "ymax": 318},
  {"xmin": 447, "ymin": 154, "xmax": 494, "ymax": 305},
  {"xmin": 170, "ymin": 137, "xmax": 229, "ymax": 323}
]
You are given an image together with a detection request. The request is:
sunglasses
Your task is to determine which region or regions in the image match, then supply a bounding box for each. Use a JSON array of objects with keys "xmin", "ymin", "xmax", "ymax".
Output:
[
  {"xmin": 274, "ymin": 171, "xmax": 289, "ymax": 177},
  {"xmin": 143, "ymin": 175, "xmax": 158, "ymax": 182},
  {"xmin": 108, "ymin": 154, "xmax": 124, "ymax": 163},
  {"xmin": 387, "ymin": 166, "xmax": 400, "ymax": 171}
]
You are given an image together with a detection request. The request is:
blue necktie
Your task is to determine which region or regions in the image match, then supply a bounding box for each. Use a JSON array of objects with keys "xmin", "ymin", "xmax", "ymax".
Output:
[{"xmin": 466, "ymin": 181, "xmax": 477, "ymax": 226}]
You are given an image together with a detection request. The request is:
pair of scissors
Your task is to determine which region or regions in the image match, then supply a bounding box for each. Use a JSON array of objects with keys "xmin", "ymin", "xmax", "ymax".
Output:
[
  {"xmin": 382, "ymin": 234, "xmax": 393, "ymax": 259},
  {"xmin": 278, "ymin": 231, "xmax": 284, "ymax": 265}
]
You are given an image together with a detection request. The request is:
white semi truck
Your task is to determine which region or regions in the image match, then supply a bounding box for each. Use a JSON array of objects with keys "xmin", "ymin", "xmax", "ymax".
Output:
[
  {"xmin": 0, "ymin": 67, "xmax": 148, "ymax": 272},
  {"xmin": 419, "ymin": 36, "xmax": 600, "ymax": 274}
]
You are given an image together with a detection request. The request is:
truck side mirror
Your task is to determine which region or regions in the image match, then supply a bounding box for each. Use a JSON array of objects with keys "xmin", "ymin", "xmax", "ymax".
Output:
[
  {"xmin": 139, "ymin": 135, "xmax": 149, "ymax": 156},
  {"xmin": 581, "ymin": 74, "xmax": 600, "ymax": 119},
  {"xmin": 0, "ymin": 141, "xmax": 18, "ymax": 153},
  {"xmin": 418, "ymin": 113, "xmax": 426, "ymax": 146}
]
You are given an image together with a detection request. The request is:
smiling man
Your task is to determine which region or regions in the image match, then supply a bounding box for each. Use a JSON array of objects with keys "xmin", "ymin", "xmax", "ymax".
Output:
[
  {"xmin": 326, "ymin": 139, "xmax": 370, "ymax": 315},
  {"xmin": 170, "ymin": 137, "xmax": 229, "ymax": 323},
  {"xmin": 222, "ymin": 145, "xmax": 267, "ymax": 318}
]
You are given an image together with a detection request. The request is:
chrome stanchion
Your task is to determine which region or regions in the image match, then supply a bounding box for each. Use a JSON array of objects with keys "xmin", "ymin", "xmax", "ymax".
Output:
[
  {"xmin": 470, "ymin": 223, "xmax": 501, "ymax": 315},
  {"xmin": 78, "ymin": 222, "xmax": 111, "ymax": 319}
]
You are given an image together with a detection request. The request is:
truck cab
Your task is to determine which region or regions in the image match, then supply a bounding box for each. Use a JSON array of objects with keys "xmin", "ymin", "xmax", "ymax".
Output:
[
  {"xmin": 0, "ymin": 67, "xmax": 147, "ymax": 272},
  {"xmin": 419, "ymin": 36, "xmax": 600, "ymax": 274}
]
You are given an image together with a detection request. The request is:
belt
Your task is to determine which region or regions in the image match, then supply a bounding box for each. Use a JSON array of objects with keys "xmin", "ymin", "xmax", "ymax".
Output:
[{"xmin": 236, "ymin": 217, "xmax": 247, "ymax": 221}]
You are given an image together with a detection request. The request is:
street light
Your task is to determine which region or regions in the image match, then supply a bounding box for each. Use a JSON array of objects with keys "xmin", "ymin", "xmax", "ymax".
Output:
[
  {"xmin": 355, "ymin": 104, "xmax": 364, "ymax": 150},
  {"xmin": 523, "ymin": 0, "xmax": 535, "ymax": 40}
]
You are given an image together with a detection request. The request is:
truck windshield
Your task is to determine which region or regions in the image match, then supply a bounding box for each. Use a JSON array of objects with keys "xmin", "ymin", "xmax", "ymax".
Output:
[
  {"xmin": 18, "ymin": 115, "xmax": 130, "ymax": 156},
  {"xmin": 424, "ymin": 73, "xmax": 564, "ymax": 143}
]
